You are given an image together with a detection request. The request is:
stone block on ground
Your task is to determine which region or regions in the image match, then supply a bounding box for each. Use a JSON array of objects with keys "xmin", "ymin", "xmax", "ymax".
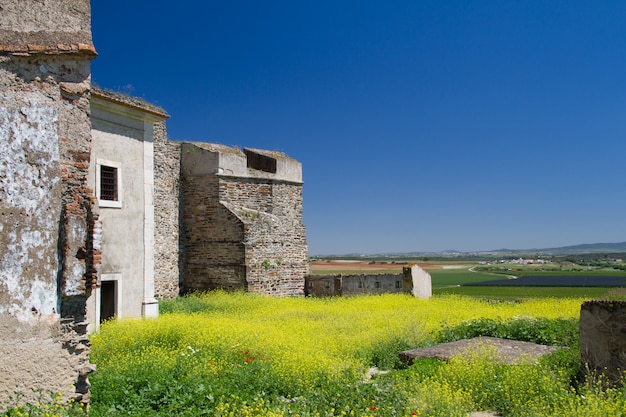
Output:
[
  {"xmin": 580, "ymin": 300, "xmax": 626, "ymax": 386},
  {"xmin": 399, "ymin": 337, "xmax": 559, "ymax": 366}
]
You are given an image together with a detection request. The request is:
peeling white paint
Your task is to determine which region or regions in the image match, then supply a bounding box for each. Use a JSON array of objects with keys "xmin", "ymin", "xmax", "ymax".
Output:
[
  {"xmin": 62, "ymin": 260, "xmax": 86, "ymax": 297},
  {"xmin": 0, "ymin": 105, "xmax": 60, "ymax": 321},
  {"xmin": 1, "ymin": 230, "xmax": 58, "ymax": 319},
  {"xmin": 1, "ymin": 105, "xmax": 59, "ymax": 214},
  {"xmin": 93, "ymin": 220, "xmax": 102, "ymax": 253}
]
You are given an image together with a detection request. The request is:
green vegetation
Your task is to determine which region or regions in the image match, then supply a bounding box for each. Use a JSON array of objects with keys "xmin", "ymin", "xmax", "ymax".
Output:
[
  {"xmin": 435, "ymin": 316, "xmax": 579, "ymax": 347},
  {"xmin": 8, "ymin": 292, "xmax": 624, "ymax": 416},
  {"xmin": 429, "ymin": 268, "xmax": 503, "ymax": 287},
  {"xmin": 435, "ymin": 286, "xmax": 608, "ymax": 299},
  {"xmin": 598, "ymin": 287, "xmax": 626, "ymax": 301},
  {"xmin": 1, "ymin": 390, "xmax": 86, "ymax": 417},
  {"xmin": 72, "ymin": 292, "xmax": 626, "ymax": 416}
]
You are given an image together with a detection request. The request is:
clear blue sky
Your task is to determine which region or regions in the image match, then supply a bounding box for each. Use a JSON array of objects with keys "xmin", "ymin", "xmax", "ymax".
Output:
[{"xmin": 91, "ymin": 1, "xmax": 626, "ymax": 255}]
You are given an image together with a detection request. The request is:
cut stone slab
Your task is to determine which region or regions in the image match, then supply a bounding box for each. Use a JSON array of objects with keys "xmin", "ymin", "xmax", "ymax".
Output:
[{"xmin": 399, "ymin": 337, "xmax": 560, "ymax": 366}]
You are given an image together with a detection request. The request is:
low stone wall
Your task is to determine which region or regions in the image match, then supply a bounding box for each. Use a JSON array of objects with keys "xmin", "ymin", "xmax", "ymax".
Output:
[
  {"xmin": 580, "ymin": 300, "xmax": 626, "ymax": 386},
  {"xmin": 306, "ymin": 265, "xmax": 432, "ymax": 298}
]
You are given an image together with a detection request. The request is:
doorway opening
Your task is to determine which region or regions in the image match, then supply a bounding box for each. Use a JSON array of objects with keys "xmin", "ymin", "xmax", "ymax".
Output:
[{"xmin": 100, "ymin": 280, "xmax": 116, "ymax": 322}]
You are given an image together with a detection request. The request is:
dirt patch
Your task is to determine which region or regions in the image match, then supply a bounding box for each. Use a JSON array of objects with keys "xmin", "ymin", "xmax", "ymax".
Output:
[
  {"xmin": 311, "ymin": 260, "xmax": 434, "ymax": 272},
  {"xmin": 399, "ymin": 337, "xmax": 559, "ymax": 365}
]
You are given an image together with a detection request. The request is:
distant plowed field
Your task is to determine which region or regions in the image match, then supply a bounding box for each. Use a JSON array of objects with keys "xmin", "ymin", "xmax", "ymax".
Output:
[{"xmin": 310, "ymin": 260, "xmax": 436, "ymax": 273}]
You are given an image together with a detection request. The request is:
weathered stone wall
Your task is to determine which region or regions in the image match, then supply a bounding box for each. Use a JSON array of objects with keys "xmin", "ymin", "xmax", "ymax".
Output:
[
  {"xmin": 0, "ymin": 0, "xmax": 92, "ymax": 48},
  {"xmin": 579, "ymin": 300, "xmax": 626, "ymax": 386},
  {"xmin": 181, "ymin": 174, "xmax": 247, "ymax": 292},
  {"xmin": 305, "ymin": 266, "xmax": 431, "ymax": 298},
  {"xmin": 306, "ymin": 272, "xmax": 412, "ymax": 297},
  {"xmin": 227, "ymin": 179, "xmax": 309, "ymax": 296},
  {"xmin": 179, "ymin": 143, "xmax": 309, "ymax": 296},
  {"xmin": 0, "ymin": 0, "xmax": 96, "ymax": 404},
  {"xmin": 153, "ymin": 122, "xmax": 182, "ymax": 299}
]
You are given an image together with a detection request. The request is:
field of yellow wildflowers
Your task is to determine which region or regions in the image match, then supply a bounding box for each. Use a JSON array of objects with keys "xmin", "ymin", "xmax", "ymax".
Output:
[
  {"xmin": 86, "ymin": 292, "xmax": 626, "ymax": 416},
  {"xmin": 5, "ymin": 292, "xmax": 626, "ymax": 416}
]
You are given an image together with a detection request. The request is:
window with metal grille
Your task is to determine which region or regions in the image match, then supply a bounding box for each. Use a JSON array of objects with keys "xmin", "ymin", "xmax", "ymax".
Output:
[{"xmin": 100, "ymin": 165, "xmax": 118, "ymax": 201}]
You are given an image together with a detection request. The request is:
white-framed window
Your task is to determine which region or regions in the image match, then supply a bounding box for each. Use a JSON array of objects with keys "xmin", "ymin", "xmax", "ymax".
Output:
[{"xmin": 96, "ymin": 159, "xmax": 122, "ymax": 208}]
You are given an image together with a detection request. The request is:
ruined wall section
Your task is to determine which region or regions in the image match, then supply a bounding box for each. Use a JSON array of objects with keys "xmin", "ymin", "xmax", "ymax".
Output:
[
  {"xmin": 181, "ymin": 174, "xmax": 247, "ymax": 292},
  {"xmin": 306, "ymin": 273, "xmax": 412, "ymax": 297},
  {"xmin": 153, "ymin": 122, "xmax": 182, "ymax": 299},
  {"xmin": 179, "ymin": 143, "xmax": 309, "ymax": 296},
  {"xmin": 305, "ymin": 265, "xmax": 431, "ymax": 298},
  {"xmin": 222, "ymin": 178, "xmax": 309, "ymax": 296},
  {"xmin": 0, "ymin": 0, "xmax": 96, "ymax": 403}
]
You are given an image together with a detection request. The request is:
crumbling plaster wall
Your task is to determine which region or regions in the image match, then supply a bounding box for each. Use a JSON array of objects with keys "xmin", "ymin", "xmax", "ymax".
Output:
[{"xmin": 0, "ymin": 0, "xmax": 96, "ymax": 404}]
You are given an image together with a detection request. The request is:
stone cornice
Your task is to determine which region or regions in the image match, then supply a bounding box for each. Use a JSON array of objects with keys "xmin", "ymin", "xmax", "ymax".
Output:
[{"xmin": 0, "ymin": 43, "xmax": 97, "ymax": 57}]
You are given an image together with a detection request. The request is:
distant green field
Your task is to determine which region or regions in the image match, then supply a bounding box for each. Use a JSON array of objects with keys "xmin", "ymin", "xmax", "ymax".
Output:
[
  {"xmin": 429, "ymin": 269, "xmax": 504, "ymax": 287},
  {"xmin": 434, "ymin": 286, "xmax": 608, "ymax": 299},
  {"xmin": 432, "ymin": 268, "xmax": 618, "ymax": 298},
  {"xmin": 310, "ymin": 264, "xmax": 620, "ymax": 299},
  {"xmin": 515, "ymin": 270, "xmax": 626, "ymax": 277}
]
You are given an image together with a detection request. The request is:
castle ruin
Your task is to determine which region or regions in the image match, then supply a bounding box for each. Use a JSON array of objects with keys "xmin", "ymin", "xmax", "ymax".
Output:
[
  {"xmin": 1, "ymin": 0, "xmax": 309, "ymax": 403},
  {"xmin": 153, "ymin": 139, "xmax": 310, "ymax": 298}
]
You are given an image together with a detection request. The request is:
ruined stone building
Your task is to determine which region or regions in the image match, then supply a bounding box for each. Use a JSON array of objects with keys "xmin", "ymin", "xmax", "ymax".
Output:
[
  {"xmin": 1, "ymin": 0, "xmax": 98, "ymax": 403},
  {"xmin": 151, "ymin": 126, "xmax": 311, "ymax": 300},
  {"xmin": 1, "ymin": 0, "xmax": 309, "ymax": 403},
  {"xmin": 175, "ymin": 143, "xmax": 309, "ymax": 296}
]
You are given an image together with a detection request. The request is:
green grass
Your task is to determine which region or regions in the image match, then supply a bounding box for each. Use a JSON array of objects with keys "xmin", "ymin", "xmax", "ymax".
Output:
[
  {"xmin": 311, "ymin": 266, "xmax": 503, "ymax": 287},
  {"xmin": 516, "ymin": 270, "xmax": 626, "ymax": 276},
  {"xmin": 430, "ymin": 269, "xmax": 505, "ymax": 287},
  {"xmin": 434, "ymin": 285, "xmax": 608, "ymax": 299},
  {"xmin": 80, "ymin": 292, "xmax": 626, "ymax": 417},
  {"xmin": 310, "ymin": 264, "xmax": 620, "ymax": 299}
]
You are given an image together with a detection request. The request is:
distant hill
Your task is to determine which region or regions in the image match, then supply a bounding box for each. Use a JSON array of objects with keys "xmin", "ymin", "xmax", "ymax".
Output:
[
  {"xmin": 488, "ymin": 242, "xmax": 626, "ymax": 256},
  {"xmin": 312, "ymin": 241, "xmax": 626, "ymax": 258}
]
